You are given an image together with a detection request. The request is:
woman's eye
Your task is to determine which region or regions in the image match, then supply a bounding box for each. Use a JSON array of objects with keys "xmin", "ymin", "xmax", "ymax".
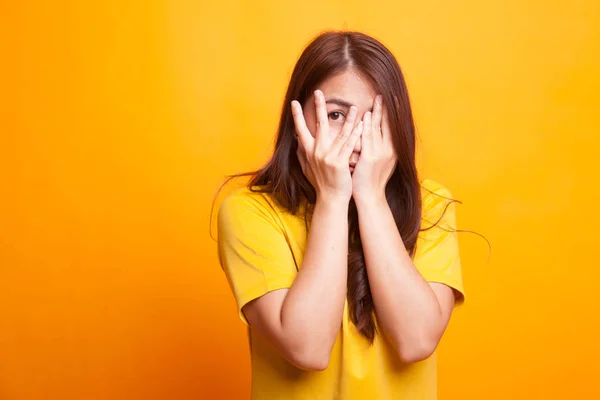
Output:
[{"xmin": 328, "ymin": 111, "xmax": 345, "ymax": 122}]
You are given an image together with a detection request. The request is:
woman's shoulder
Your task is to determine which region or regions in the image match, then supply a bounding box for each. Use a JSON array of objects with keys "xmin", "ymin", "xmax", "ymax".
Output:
[
  {"xmin": 219, "ymin": 185, "xmax": 283, "ymax": 220},
  {"xmin": 419, "ymin": 178, "xmax": 457, "ymax": 220},
  {"xmin": 420, "ymin": 178, "xmax": 453, "ymax": 198}
]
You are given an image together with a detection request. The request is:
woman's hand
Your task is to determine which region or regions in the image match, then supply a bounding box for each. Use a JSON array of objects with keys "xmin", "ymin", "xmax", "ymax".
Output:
[
  {"xmin": 292, "ymin": 90, "xmax": 364, "ymax": 203},
  {"xmin": 351, "ymin": 95, "xmax": 398, "ymax": 205}
]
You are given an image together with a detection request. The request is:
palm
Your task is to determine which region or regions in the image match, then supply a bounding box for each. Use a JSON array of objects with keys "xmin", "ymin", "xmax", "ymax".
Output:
[{"xmin": 350, "ymin": 95, "xmax": 396, "ymax": 203}]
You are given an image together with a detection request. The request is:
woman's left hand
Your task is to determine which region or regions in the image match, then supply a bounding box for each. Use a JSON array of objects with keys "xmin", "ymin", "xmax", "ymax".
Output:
[{"xmin": 351, "ymin": 95, "xmax": 398, "ymax": 204}]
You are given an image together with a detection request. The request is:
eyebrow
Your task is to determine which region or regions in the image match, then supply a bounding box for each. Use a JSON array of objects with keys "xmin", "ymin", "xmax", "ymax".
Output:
[{"xmin": 325, "ymin": 98, "xmax": 373, "ymax": 112}]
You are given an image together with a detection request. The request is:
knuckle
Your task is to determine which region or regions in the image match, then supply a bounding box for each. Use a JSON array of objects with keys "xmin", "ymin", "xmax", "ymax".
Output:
[{"xmin": 323, "ymin": 157, "xmax": 338, "ymax": 168}]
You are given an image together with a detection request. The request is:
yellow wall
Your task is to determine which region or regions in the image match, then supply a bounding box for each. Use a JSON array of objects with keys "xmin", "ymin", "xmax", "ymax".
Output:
[{"xmin": 2, "ymin": 1, "xmax": 599, "ymax": 399}]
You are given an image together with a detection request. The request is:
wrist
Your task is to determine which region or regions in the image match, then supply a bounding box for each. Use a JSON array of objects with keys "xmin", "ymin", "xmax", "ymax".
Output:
[
  {"xmin": 353, "ymin": 192, "xmax": 387, "ymax": 209},
  {"xmin": 316, "ymin": 192, "xmax": 350, "ymax": 208}
]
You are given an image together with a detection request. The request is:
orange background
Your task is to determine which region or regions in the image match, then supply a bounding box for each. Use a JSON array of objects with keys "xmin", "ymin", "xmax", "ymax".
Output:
[{"xmin": 2, "ymin": 1, "xmax": 599, "ymax": 399}]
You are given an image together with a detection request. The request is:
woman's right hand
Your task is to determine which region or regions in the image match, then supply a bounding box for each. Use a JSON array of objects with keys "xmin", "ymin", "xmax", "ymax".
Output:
[{"xmin": 291, "ymin": 90, "xmax": 364, "ymax": 203}]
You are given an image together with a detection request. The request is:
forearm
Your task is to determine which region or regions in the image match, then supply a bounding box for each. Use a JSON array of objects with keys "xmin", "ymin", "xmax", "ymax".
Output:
[
  {"xmin": 281, "ymin": 195, "xmax": 348, "ymax": 361},
  {"xmin": 356, "ymin": 197, "xmax": 444, "ymax": 361}
]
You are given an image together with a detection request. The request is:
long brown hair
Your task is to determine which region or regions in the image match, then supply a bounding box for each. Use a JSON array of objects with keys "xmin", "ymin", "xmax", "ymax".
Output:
[{"xmin": 218, "ymin": 31, "xmax": 422, "ymax": 344}]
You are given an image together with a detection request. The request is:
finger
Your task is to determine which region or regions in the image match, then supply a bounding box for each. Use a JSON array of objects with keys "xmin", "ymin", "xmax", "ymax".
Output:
[
  {"xmin": 330, "ymin": 106, "xmax": 358, "ymax": 153},
  {"xmin": 371, "ymin": 95, "xmax": 383, "ymax": 138},
  {"xmin": 362, "ymin": 111, "xmax": 375, "ymax": 155},
  {"xmin": 314, "ymin": 90, "xmax": 329, "ymax": 144},
  {"xmin": 364, "ymin": 111, "xmax": 372, "ymax": 136},
  {"xmin": 339, "ymin": 120, "xmax": 363, "ymax": 159},
  {"xmin": 381, "ymin": 106, "xmax": 392, "ymax": 148},
  {"xmin": 291, "ymin": 100, "xmax": 314, "ymax": 151},
  {"xmin": 361, "ymin": 111, "xmax": 372, "ymax": 152}
]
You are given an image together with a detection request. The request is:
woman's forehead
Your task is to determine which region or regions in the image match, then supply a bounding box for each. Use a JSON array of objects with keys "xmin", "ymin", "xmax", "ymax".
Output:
[{"xmin": 317, "ymin": 70, "xmax": 376, "ymax": 110}]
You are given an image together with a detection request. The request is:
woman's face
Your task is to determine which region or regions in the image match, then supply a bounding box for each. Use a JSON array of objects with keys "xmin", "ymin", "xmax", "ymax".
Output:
[{"xmin": 302, "ymin": 69, "xmax": 377, "ymax": 166}]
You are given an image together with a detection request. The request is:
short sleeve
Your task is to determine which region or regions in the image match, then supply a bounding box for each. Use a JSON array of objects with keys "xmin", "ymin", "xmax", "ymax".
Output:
[
  {"xmin": 217, "ymin": 190, "xmax": 298, "ymax": 325},
  {"xmin": 413, "ymin": 180, "xmax": 466, "ymax": 305}
]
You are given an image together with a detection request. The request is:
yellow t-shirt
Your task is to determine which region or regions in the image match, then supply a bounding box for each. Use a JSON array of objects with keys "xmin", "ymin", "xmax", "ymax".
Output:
[{"xmin": 217, "ymin": 178, "xmax": 465, "ymax": 400}]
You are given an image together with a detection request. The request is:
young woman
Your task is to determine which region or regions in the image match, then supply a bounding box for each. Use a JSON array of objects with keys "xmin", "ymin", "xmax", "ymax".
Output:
[{"xmin": 216, "ymin": 30, "xmax": 465, "ymax": 399}]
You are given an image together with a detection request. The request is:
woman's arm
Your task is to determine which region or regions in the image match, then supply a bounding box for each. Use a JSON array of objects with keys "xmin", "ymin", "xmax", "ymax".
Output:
[
  {"xmin": 242, "ymin": 91, "xmax": 363, "ymax": 371},
  {"xmin": 243, "ymin": 195, "xmax": 349, "ymax": 371},
  {"xmin": 355, "ymin": 196, "xmax": 456, "ymax": 363},
  {"xmin": 351, "ymin": 98, "xmax": 456, "ymax": 363}
]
